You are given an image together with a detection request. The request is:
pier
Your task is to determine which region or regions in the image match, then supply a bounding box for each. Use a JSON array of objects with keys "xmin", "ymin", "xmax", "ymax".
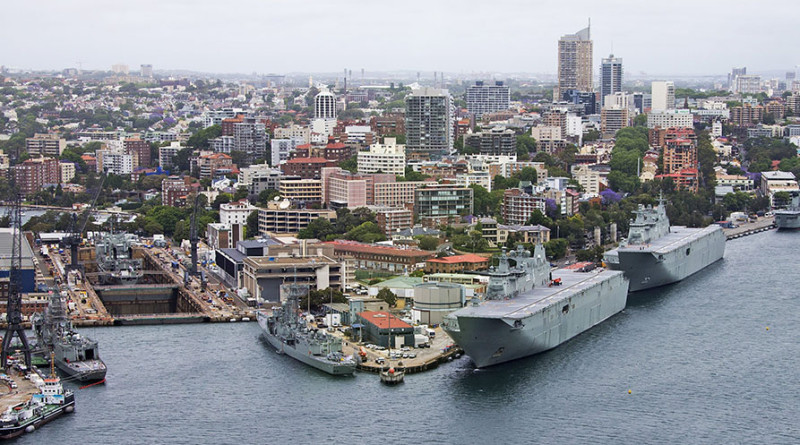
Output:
[{"xmin": 722, "ymin": 217, "xmax": 776, "ymax": 240}]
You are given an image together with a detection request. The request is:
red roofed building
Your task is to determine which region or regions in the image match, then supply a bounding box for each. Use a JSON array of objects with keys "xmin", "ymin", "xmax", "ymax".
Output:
[
  {"xmin": 327, "ymin": 240, "xmax": 435, "ymax": 273},
  {"xmin": 424, "ymin": 254, "xmax": 491, "ymax": 274},
  {"xmin": 280, "ymin": 157, "xmax": 337, "ymax": 179},
  {"xmin": 196, "ymin": 152, "xmax": 238, "ymax": 180},
  {"xmin": 355, "ymin": 311, "xmax": 414, "ymax": 347},
  {"xmin": 655, "ymin": 167, "xmax": 699, "ymax": 192}
]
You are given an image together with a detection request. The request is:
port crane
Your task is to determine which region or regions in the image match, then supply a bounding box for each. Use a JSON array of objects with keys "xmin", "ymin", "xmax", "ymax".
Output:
[
  {"xmin": 61, "ymin": 175, "xmax": 105, "ymax": 272},
  {"xmin": 1, "ymin": 185, "xmax": 32, "ymax": 370}
]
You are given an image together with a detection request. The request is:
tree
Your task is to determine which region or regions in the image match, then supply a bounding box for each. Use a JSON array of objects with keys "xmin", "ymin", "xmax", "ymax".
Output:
[
  {"xmin": 470, "ymin": 184, "xmax": 493, "ymax": 216},
  {"xmin": 376, "ymin": 288, "xmax": 398, "ymax": 307},
  {"xmin": 187, "ymin": 124, "xmax": 221, "ymax": 149},
  {"xmin": 633, "ymin": 113, "xmax": 648, "ymax": 127},
  {"xmin": 773, "ymin": 191, "xmax": 791, "ymax": 208},
  {"xmin": 173, "ymin": 147, "xmax": 193, "ymax": 172},
  {"xmin": 298, "ymin": 217, "xmax": 335, "ymax": 239},
  {"xmin": 258, "ymin": 189, "xmax": 280, "ymax": 205},
  {"xmin": 515, "ymin": 167, "xmax": 538, "ymax": 183},
  {"xmin": 299, "ymin": 288, "xmax": 347, "ymax": 311},
  {"xmin": 246, "ymin": 211, "xmax": 259, "ymax": 239},
  {"xmin": 233, "ymin": 186, "xmax": 249, "ymax": 201},
  {"xmin": 516, "ymin": 134, "xmax": 537, "ymax": 160},
  {"xmin": 544, "ymin": 239, "xmax": 568, "ymax": 259},
  {"xmin": 344, "ymin": 221, "xmax": 386, "ymax": 243},
  {"xmin": 416, "ymin": 235, "xmax": 439, "ymax": 251},
  {"xmin": 339, "ymin": 156, "xmax": 357, "ymax": 173}
]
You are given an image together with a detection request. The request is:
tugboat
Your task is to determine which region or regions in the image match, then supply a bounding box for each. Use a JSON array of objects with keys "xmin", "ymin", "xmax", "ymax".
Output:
[
  {"xmin": 257, "ymin": 283, "xmax": 356, "ymax": 376},
  {"xmin": 0, "ymin": 362, "xmax": 75, "ymax": 439},
  {"xmin": 32, "ymin": 292, "xmax": 107, "ymax": 382}
]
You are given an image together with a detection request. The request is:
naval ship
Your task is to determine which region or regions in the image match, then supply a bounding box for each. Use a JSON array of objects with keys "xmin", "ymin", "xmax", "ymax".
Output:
[
  {"xmin": 603, "ymin": 198, "xmax": 726, "ymax": 292},
  {"xmin": 32, "ymin": 292, "xmax": 107, "ymax": 382},
  {"xmin": 257, "ymin": 283, "xmax": 356, "ymax": 375},
  {"xmin": 95, "ymin": 232, "xmax": 143, "ymax": 285},
  {"xmin": 443, "ymin": 245, "xmax": 629, "ymax": 368},
  {"xmin": 774, "ymin": 191, "xmax": 800, "ymax": 230}
]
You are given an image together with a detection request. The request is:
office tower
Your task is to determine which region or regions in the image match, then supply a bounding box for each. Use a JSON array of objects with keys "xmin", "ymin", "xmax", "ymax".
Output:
[
  {"xmin": 314, "ymin": 90, "xmax": 337, "ymax": 119},
  {"xmin": 557, "ymin": 24, "xmax": 593, "ymax": 98},
  {"xmin": 405, "ymin": 88, "xmax": 454, "ymax": 160},
  {"xmin": 728, "ymin": 67, "xmax": 746, "ymax": 90},
  {"xmin": 141, "ymin": 64, "xmax": 153, "ymax": 78},
  {"xmin": 465, "ymin": 81, "xmax": 510, "ymax": 118},
  {"xmin": 651, "ymin": 81, "xmax": 675, "ymax": 111},
  {"xmin": 600, "ymin": 54, "xmax": 623, "ymax": 107}
]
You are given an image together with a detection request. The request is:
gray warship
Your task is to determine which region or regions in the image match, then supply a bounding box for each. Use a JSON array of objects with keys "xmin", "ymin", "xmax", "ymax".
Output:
[
  {"xmin": 603, "ymin": 198, "xmax": 726, "ymax": 291},
  {"xmin": 443, "ymin": 245, "xmax": 629, "ymax": 368},
  {"xmin": 95, "ymin": 232, "xmax": 143, "ymax": 285},
  {"xmin": 774, "ymin": 191, "xmax": 800, "ymax": 230},
  {"xmin": 257, "ymin": 283, "xmax": 356, "ymax": 375},
  {"xmin": 32, "ymin": 292, "xmax": 107, "ymax": 382}
]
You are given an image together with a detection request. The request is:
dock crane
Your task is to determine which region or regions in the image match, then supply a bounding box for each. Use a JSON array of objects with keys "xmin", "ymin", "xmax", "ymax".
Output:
[
  {"xmin": 61, "ymin": 175, "xmax": 105, "ymax": 272},
  {"xmin": 2, "ymin": 185, "xmax": 32, "ymax": 370}
]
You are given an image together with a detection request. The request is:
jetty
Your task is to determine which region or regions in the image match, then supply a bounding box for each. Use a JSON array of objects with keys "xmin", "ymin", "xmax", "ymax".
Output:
[{"xmin": 723, "ymin": 217, "xmax": 776, "ymax": 240}]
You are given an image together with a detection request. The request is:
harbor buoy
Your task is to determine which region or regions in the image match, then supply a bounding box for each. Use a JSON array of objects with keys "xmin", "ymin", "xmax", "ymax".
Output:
[
  {"xmin": 65, "ymin": 405, "xmax": 74, "ymax": 413},
  {"xmin": 766, "ymin": 327, "xmax": 770, "ymax": 331},
  {"xmin": 628, "ymin": 389, "xmax": 632, "ymax": 394},
  {"xmin": 25, "ymin": 425, "xmax": 35, "ymax": 433}
]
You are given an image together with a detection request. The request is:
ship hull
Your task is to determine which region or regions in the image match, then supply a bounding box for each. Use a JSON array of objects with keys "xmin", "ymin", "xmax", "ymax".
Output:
[
  {"xmin": 775, "ymin": 210, "xmax": 800, "ymax": 230},
  {"xmin": 257, "ymin": 312, "xmax": 356, "ymax": 375},
  {"xmin": 445, "ymin": 272, "xmax": 628, "ymax": 368},
  {"xmin": 606, "ymin": 226, "xmax": 725, "ymax": 292},
  {"xmin": 55, "ymin": 360, "xmax": 107, "ymax": 382},
  {"xmin": 0, "ymin": 395, "xmax": 75, "ymax": 439}
]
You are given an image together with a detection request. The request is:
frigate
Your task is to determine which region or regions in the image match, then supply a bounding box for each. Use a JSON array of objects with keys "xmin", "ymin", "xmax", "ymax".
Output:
[
  {"xmin": 603, "ymin": 198, "xmax": 726, "ymax": 292},
  {"xmin": 774, "ymin": 191, "xmax": 800, "ymax": 230},
  {"xmin": 443, "ymin": 245, "xmax": 629, "ymax": 368},
  {"xmin": 257, "ymin": 283, "xmax": 356, "ymax": 375},
  {"xmin": 32, "ymin": 292, "xmax": 107, "ymax": 382}
]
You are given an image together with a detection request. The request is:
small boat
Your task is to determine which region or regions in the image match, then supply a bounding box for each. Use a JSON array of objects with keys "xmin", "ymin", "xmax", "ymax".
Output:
[{"xmin": 380, "ymin": 361, "xmax": 405, "ymax": 385}]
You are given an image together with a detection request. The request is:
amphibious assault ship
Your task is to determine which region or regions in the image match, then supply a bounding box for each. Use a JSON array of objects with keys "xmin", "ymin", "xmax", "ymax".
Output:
[
  {"xmin": 443, "ymin": 245, "xmax": 629, "ymax": 368},
  {"xmin": 32, "ymin": 292, "xmax": 107, "ymax": 382},
  {"xmin": 94, "ymin": 232, "xmax": 143, "ymax": 285},
  {"xmin": 603, "ymin": 198, "xmax": 726, "ymax": 291},
  {"xmin": 257, "ymin": 283, "xmax": 356, "ymax": 375},
  {"xmin": 774, "ymin": 191, "xmax": 800, "ymax": 230}
]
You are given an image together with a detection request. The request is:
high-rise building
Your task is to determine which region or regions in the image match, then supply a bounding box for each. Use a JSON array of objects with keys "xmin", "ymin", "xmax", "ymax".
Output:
[
  {"xmin": 357, "ymin": 138, "xmax": 406, "ymax": 175},
  {"xmin": 600, "ymin": 54, "xmax": 623, "ymax": 107},
  {"xmin": 140, "ymin": 64, "xmax": 153, "ymax": 78},
  {"xmin": 159, "ymin": 142, "xmax": 182, "ymax": 171},
  {"xmin": 13, "ymin": 158, "xmax": 59, "ymax": 196},
  {"xmin": 463, "ymin": 126, "xmax": 516, "ymax": 157},
  {"xmin": 465, "ymin": 81, "xmax": 511, "ymax": 118},
  {"xmin": 733, "ymin": 75, "xmax": 762, "ymax": 95},
  {"xmin": 25, "ymin": 134, "xmax": 66, "ymax": 158},
  {"xmin": 405, "ymin": 88, "xmax": 454, "ymax": 160},
  {"xmin": 314, "ymin": 90, "xmax": 337, "ymax": 119},
  {"xmin": 124, "ymin": 137, "xmax": 151, "ymax": 168},
  {"xmin": 557, "ymin": 24, "xmax": 593, "ymax": 98},
  {"xmin": 233, "ymin": 117, "xmax": 269, "ymax": 159},
  {"xmin": 728, "ymin": 67, "xmax": 747, "ymax": 90},
  {"xmin": 651, "ymin": 81, "xmax": 675, "ymax": 111}
]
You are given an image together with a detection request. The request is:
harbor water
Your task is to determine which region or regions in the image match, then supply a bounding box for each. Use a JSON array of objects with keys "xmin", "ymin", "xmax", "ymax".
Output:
[{"xmin": 15, "ymin": 231, "xmax": 800, "ymax": 444}]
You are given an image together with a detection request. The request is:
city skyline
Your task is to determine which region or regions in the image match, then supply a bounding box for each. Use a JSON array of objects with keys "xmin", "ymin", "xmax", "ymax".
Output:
[{"xmin": 2, "ymin": 0, "xmax": 799, "ymax": 77}]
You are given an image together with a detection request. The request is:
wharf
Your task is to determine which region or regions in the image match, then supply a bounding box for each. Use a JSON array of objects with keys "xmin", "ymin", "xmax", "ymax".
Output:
[
  {"xmin": 723, "ymin": 217, "xmax": 776, "ymax": 240},
  {"xmin": 355, "ymin": 346, "xmax": 463, "ymax": 374},
  {"xmin": 0, "ymin": 370, "xmax": 39, "ymax": 413}
]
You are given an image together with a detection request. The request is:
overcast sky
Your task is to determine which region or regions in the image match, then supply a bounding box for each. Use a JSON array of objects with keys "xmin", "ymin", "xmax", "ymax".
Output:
[{"xmin": 2, "ymin": 0, "xmax": 797, "ymax": 77}]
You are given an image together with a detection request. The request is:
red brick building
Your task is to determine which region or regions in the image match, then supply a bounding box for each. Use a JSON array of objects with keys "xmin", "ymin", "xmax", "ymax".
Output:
[
  {"xmin": 124, "ymin": 137, "xmax": 151, "ymax": 168},
  {"xmin": 13, "ymin": 157, "xmax": 59, "ymax": 196},
  {"xmin": 162, "ymin": 175, "xmax": 200, "ymax": 207},
  {"xmin": 281, "ymin": 157, "xmax": 337, "ymax": 179},
  {"xmin": 424, "ymin": 254, "xmax": 490, "ymax": 274}
]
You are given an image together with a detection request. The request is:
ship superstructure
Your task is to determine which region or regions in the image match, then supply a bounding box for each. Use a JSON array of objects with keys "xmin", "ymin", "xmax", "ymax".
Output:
[
  {"xmin": 94, "ymin": 232, "xmax": 143, "ymax": 285},
  {"xmin": 32, "ymin": 293, "xmax": 107, "ymax": 382},
  {"xmin": 603, "ymin": 199, "xmax": 725, "ymax": 291},
  {"xmin": 257, "ymin": 283, "xmax": 356, "ymax": 375},
  {"xmin": 443, "ymin": 245, "xmax": 629, "ymax": 368},
  {"xmin": 774, "ymin": 191, "xmax": 800, "ymax": 230}
]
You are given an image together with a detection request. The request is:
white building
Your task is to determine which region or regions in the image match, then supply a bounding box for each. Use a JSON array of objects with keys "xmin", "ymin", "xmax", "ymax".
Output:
[
  {"xmin": 465, "ymin": 81, "xmax": 511, "ymax": 118},
  {"xmin": 274, "ymin": 124, "xmax": 311, "ymax": 144},
  {"xmin": 97, "ymin": 150, "xmax": 133, "ymax": 175},
  {"xmin": 647, "ymin": 109, "xmax": 693, "ymax": 129},
  {"xmin": 314, "ymin": 90, "xmax": 337, "ymax": 119},
  {"xmin": 455, "ymin": 171, "xmax": 492, "ymax": 192},
  {"xmin": 357, "ymin": 137, "xmax": 406, "ymax": 175},
  {"xmin": 210, "ymin": 135, "xmax": 235, "ymax": 153},
  {"xmin": 530, "ymin": 126, "xmax": 563, "ymax": 142},
  {"xmin": 59, "ymin": 161, "xmax": 76, "ymax": 184},
  {"xmin": 345, "ymin": 125, "xmax": 372, "ymax": 144},
  {"xmin": 651, "ymin": 81, "xmax": 675, "ymax": 111},
  {"xmin": 270, "ymin": 137, "xmax": 304, "ymax": 166},
  {"xmin": 571, "ymin": 164, "xmax": 600, "ymax": 195},
  {"xmin": 159, "ymin": 142, "xmax": 183, "ymax": 171},
  {"xmin": 733, "ymin": 75, "xmax": 762, "ymax": 95},
  {"xmin": 220, "ymin": 200, "xmax": 257, "ymax": 226}
]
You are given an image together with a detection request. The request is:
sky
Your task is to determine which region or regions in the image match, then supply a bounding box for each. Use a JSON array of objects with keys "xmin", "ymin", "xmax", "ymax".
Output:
[{"xmin": 2, "ymin": 0, "xmax": 798, "ymax": 77}]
